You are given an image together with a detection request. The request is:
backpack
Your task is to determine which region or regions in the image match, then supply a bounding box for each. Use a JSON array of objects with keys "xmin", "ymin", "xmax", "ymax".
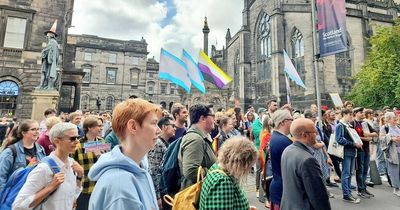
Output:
[
  {"xmin": 163, "ymin": 167, "xmax": 226, "ymax": 210},
  {"xmin": 0, "ymin": 156, "xmax": 60, "ymax": 210},
  {"xmin": 160, "ymin": 130, "xmax": 197, "ymax": 196}
]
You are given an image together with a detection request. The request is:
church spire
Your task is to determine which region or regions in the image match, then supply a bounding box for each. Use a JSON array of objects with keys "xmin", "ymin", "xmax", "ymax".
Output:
[{"xmin": 203, "ymin": 17, "xmax": 210, "ymax": 56}]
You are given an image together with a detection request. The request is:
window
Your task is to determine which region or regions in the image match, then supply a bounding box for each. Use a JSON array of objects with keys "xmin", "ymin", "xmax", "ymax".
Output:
[
  {"xmin": 106, "ymin": 68, "xmax": 117, "ymax": 84},
  {"xmin": 170, "ymin": 84, "xmax": 175, "ymax": 94},
  {"xmin": 291, "ymin": 28, "xmax": 304, "ymax": 58},
  {"xmin": 259, "ymin": 13, "xmax": 272, "ymax": 58},
  {"xmin": 291, "ymin": 28, "xmax": 305, "ymax": 82},
  {"xmin": 256, "ymin": 12, "xmax": 272, "ymax": 82},
  {"xmin": 82, "ymin": 68, "xmax": 91, "ymax": 83},
  {"xmin": 132, "ymin": 57, "xmax": 139, "ymax": 65},
  {"xmin": 130, "ymin": 69, "xmax": 139, "ymax": 86},
  {"xmin": 105, "ymin": 96, "xmax": 114, "ymax": 110},
  {"xmin": 84, "ymin": 53, "xmax": 92, "ymax": 61},
  {"xmin": 0, "ymin": 80, "xmax": 19, "ymax": 116},
  {"xmin": 3, "ymin": 17, "xmax": 27, "ymax": 49},
  {"xmin": 160, "ymin": 83, "xmax": 167, "ymax": 94},
  {"xmin": 109, "ymin": 53, "xmax": 117, "ymax": 63},
  {"xmin": 148, "ymin": 82, "xmax": 155, "ymax": 94}
]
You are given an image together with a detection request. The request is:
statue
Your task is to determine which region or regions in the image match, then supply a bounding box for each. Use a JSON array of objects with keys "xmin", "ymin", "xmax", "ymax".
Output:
[{"xmin": 38, "ymin": 20, "xmax": 59, "ymax": 90}]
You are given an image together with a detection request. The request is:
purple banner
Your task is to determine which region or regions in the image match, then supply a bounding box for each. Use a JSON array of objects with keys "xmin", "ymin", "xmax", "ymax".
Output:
[{"xmin": 316, "ymin": 0, "xmax": 348, "ymax": 57}]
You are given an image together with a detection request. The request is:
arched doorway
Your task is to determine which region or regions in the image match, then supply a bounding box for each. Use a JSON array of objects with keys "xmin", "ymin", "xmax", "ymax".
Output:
[{"xmin": 0, "ymin": 80, "xmax": 19, "ymax": 116}]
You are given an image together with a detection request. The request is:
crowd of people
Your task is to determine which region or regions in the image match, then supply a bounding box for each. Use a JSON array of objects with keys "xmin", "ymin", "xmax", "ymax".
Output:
[{"xmin": 0, "ymin": 99, "xmax": 399, "ymax": 210}]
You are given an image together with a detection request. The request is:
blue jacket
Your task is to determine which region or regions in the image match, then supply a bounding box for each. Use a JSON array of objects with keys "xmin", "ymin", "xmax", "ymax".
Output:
[
  {"xmin": 88, "ymin": 146, "xmax": 158, "ymax": 210},
  {"xmin": 0, "ymin": 140, "xmax": 46, "ymax": 192},
  {"xmin": 269, "ymin": 131, "xmax": 292, "ymax": 204},
  {"xmin": 335, "ymin": 122, "xmax": 357, "ymax": 157}
]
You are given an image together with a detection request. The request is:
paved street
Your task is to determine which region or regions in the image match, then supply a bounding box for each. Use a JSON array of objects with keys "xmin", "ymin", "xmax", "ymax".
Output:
[{"xmin": 244, "ymin": 173, "xmax": 400, "ymax": 210}]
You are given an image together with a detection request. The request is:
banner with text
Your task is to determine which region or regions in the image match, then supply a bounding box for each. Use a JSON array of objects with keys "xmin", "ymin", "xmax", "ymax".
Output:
[{"xmin": 316, "ymin": 0, "xmax": 348, "ymax": 57}]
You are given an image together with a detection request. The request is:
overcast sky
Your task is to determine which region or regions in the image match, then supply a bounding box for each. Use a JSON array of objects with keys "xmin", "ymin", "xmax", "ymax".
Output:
[{"xmin": 69, "ymin": 0, "xmax": 243, "ymax": 61}]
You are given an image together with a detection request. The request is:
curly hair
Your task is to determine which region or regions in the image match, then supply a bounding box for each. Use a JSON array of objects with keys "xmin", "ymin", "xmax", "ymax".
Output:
[{"xmin": 217, "ymin": 136, "xmax": 258, "ymax": 182}]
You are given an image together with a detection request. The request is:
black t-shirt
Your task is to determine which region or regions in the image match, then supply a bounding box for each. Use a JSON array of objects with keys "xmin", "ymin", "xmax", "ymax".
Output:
[{"xmin": 24, "ymin": 146, "xmax": 38, "ymax": 166}]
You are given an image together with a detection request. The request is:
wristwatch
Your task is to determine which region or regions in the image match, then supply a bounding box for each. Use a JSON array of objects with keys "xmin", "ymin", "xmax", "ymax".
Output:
[{"xmin": 76, "ymin": 176, "xmax": 83, "ymax": 181}]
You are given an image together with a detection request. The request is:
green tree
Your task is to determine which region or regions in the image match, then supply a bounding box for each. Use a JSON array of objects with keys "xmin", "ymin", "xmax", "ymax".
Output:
[{"xmin": 348, "ymin": 19, "xmax": 400, "ymax": 109}]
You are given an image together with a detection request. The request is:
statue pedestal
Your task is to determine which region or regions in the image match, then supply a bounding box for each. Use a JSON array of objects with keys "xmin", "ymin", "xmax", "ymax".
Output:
[{"xmin": 31, "ymin": 89, "xmax": 59, "ymax": 122}]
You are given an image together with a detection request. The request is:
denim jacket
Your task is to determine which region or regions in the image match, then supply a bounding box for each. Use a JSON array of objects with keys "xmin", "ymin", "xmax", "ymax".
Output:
[
  {"xmin": 335, "ymin": 122, "xmax": 357, "ymax": 157},
  {"xmin": 0, "ymin": 140, "xmax": 46, "ymax": 192}
]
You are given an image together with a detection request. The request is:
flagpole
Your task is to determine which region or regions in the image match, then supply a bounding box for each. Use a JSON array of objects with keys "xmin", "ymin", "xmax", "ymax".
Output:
[{"xmin": 311, "ymin": 0, "xmax": 322, "ymax": 129}]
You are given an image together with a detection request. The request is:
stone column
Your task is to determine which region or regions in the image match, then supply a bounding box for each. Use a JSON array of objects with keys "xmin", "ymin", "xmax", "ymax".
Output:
[
  {"xmin": 31, "ymin": 89, "xmax": 60, "ymax": 122},
  {"xmin": 73, "ymin": 83, "xmax": 81, "ymax": 111}
]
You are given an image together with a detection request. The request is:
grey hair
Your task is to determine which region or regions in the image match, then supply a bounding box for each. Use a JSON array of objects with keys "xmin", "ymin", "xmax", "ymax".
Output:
[
  {"xmin": 49, "ymin": 122, "xmax": 77, "ymax": 143},
  {"xmin": 384, "ymin": 112, "xmax": 396, "ymax": 121}
]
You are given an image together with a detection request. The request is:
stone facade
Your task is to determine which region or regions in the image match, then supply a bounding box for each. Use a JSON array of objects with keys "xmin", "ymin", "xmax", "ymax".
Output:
[
  {"xmin": 64, "ymin": 34, "xmax": 181, "ymax": 113},
  {"xmin": 225, "ymin": 0, "xmax": 400, "ymax": 109},
  {"xmin": 0, "ymin": 0, "xmax": 73, "ymax": 119}
]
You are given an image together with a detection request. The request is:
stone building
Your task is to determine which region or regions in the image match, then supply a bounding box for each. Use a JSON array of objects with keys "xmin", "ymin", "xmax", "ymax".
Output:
[
  {"xmin": 224, "ymin": 0, "xmax": 400, "ymax": 109},
  {"xmin": 64, "ymin": 34, "xmax": 181, "ymax": 113},
  {"xmin": 0, "ymin": 0, "xmax": 74, "ymax": 118}
]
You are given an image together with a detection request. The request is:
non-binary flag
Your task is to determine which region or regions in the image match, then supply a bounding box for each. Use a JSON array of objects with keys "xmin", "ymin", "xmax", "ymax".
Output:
[
  {"xmin": 159, "ymin": 48, "xmax": 191, "ymax": 93},
  {"xmin": 197, "ymin": 50, "xmax": 232, "ymax": 89},
  {"xmin": 182, "ymin": 49, "xmax": 206, "ymax": 94},
  {"xmin": 283, "ymin": 50, "xmax": 306, "ymax": 89}
]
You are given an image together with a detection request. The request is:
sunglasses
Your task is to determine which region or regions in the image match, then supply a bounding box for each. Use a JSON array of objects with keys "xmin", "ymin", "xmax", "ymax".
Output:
[{"xmin": 62, "ymin": 136, "xmax": 80, "ymax": 142}]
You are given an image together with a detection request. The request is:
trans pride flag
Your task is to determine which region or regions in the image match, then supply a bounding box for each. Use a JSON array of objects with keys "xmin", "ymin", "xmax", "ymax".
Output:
[
  {"xmin": 283, "ymin": 50, "xmax": 306, "ymax": 89},
  {"xmin": 182, "ymin": 49, "xmax": 206, "ymax": 93},
  {"xmin": 159, "ymin": 48, "xmax": 191, "ymax": 93},
  {"xmin": 197, "ymin": 50, "xmax": 232, "ymax": 89}
]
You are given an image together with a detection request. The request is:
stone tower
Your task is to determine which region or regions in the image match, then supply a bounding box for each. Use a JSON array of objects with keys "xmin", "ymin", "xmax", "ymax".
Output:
[{"xmin": 202, "ymin": 17, "xmax": 210, "ymax": 56}]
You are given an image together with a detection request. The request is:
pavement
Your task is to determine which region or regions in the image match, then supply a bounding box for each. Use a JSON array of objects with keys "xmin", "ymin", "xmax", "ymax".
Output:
[{"xmin": 244, "ymin": 172, "xmax": 400, "ymax": 210}]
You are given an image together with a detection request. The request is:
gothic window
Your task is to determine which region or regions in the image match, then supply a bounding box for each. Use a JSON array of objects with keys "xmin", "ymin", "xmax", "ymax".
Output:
[
  {"xmin": 291, "ymin": 28, "xmax": 305, "ymax": 81},
  {"xmin": 3, "ymin": 17, "xmax": 27, "ymax": 49},
  {"xmin": 81, "ymin": 95, "xmax": 90, "ymax": 110},
  {"xmin": 335, "ymin": 34, "xmax": 353, "ymax": 95},
  {"xmin": 259, "ymin": 13, "xmax": 272, "ymax": 58},
  {"xmin": 256, "ymin": 12, "xmax": 272, "ymax": 83},
  {"xmin": 335, "ymin": 43, "xmax": 352, "ymax": 78},
  {"xmin": 105, "ymin": 96, "xmax": 114, "ymax": 110}
]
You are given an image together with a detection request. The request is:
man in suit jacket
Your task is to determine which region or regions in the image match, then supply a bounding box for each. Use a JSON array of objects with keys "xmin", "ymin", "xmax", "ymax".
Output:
[{"xmin": 281, "ymin": 118, "xmax": 331, "ymax": 210}]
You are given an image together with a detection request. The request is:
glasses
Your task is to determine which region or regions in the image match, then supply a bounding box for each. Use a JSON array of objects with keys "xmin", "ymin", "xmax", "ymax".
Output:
[
  {"xmin": 207, "ymin": 114, "xmax": 215, "ymax": 117},
  {"xmin": 165, "ymin": 123, "xmax": 176, "ymax": 128},
  {"xmin": 62, "ymin": 136, "xmax": 80, "ymax": 142}
]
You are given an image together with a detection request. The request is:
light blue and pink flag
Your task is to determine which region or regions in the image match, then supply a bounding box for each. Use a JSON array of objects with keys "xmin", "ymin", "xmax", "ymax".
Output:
[
  {"xmin": 159, "ymin": 48, "xmax": 191, "ymax": 93},
  {"xmin": 182, "ymin": 49, "xmax": 206, "ymax": 93},
  {"xmin": 283, "ymin": 49, "xmax": 306, "ymax": 89},
  {"xmin": 197, "ymin": 50, "xmax": 232, "ymax": 89}
]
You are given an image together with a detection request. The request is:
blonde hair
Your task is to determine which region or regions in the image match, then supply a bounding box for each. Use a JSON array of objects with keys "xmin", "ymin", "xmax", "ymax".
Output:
[
  {"xmin": 217, "ymin": 136, "xmax": 258, "ymax": 182},
  {"xmin": 112, "ymin": 99, "xmax": 162, "ymax": 140},
  {"xmin": 45, "ymin": 116, "xmax": 62, "ymax": 130}
]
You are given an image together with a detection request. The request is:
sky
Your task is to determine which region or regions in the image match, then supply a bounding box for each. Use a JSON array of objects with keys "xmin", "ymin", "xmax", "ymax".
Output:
[{"xmin": 69, "ymin": 0, "xmax": 243, "ymax": 61}]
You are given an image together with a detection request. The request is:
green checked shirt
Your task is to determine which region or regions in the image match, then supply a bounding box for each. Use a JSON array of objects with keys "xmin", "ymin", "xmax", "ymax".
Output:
[{"xmin": 199, "ymin": 164, "xmax": 249, "ymax": 210}]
